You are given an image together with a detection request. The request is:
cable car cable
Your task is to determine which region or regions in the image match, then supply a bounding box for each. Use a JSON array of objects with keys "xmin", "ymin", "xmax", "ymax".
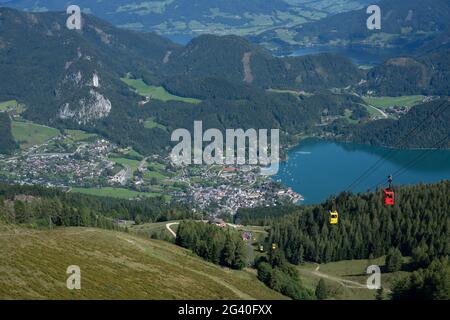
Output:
[
  {"xmin": 370, "ymin": 133, "xmax": 450, "ymax": 190},
  {"xmin": 346, "ymin": 101, "xmax": 449, "ymax": 192},
  {"xmin": 389, "ymin": 133, "xmax": 450, "ymax": 180},
  {"xmin": 344, "ymin": 101, "xmax": 449, "ymax": 192}
]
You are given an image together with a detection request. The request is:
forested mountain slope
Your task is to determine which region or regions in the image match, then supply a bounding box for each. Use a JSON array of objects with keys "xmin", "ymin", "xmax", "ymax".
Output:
[
  {"xmin": 359, "ymin": 48, "xmax": 450, "ymax": 96},
  {"xmin": 0, "ymin": 7, "xmax": 447, "ymax": 155},
  {"xmin": 0, "ymin": 8, "xmax": 369, "ymax": 154},
  {"xmin": 338, "ymin": 99, "xmax": 450, "ymax": 149},
  {"xmin": 240, "ymin": 181, "xmax": 449, "ymax": 265},
  {"xmin": 162, "ymin": 34, "xmax": 363, "ymax": 90}
]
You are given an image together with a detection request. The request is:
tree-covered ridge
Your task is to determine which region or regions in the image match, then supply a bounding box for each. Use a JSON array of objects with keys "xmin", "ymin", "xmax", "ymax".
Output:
[
  {"xmin": 0, "ymin": 8, "xmax": 370, "ymax": 155},
  {"xmin": 256, "ymin": 250, "xmax": 315, "ymax": 300},
  {"xmin": 392, "ymin": 257, "xmax": 450, "ymax": 300},
  {"xmin": 175, "ymin": 221, "xmax": 247, "ymax": 270},
  {"xmin": 0, "ymin": 184, "xmax": 192, "ymax": 227},
  {"xmin": 359, "ymin": 48, "xmax": 450, "ymax": 96},
  {"xmin": 242, "ymin": 181, "xmax": 449, "ymax": 265},
  {"xmin": 337, "ymin": 99, "xmax": 450, "ymax": 149},
  {"xmin": 162, "ymin": 35, "xmax": 364, "ymax": 90}
]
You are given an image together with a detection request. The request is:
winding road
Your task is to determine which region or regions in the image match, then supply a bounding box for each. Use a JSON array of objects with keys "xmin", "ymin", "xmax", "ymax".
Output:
[
  {"xmin": 367, "ymin": 104, "xmax": 388, "ymax": 118},
  {"xmin": 166, "ymin": 222, "xmax": 179, "ymax": 238}
]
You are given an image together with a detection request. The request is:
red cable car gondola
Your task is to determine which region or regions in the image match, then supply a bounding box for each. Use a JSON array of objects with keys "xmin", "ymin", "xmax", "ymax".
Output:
[
  {"xmin": 384, "ymin": 189, "xmax": 395, "ymax": 206},
  {"xmin": 384, "ymin": 175, "xmax": 395, "ymax": 206}
]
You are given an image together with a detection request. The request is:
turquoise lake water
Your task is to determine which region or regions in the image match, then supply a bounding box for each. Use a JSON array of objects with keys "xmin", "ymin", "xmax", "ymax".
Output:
[
  {"xmin": 273, "ymin": 139, "xmax": 450, "ymax": 205},
  {"xmin": 287, "ymin": 45, "xmax": 410, "ymax": 65}
]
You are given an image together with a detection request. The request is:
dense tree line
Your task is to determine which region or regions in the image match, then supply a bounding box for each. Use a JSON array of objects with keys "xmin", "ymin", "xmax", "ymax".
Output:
[
  {"xmin": 0, "ymin": 184, "xmax": 193, "ymax": 227},
  {"xmin": 241, "ymin": 181, "xmax": 449, "ymax": 265},
  {"xmin": 391, "ymin": 257, "xmax": 450, "ymax": 300},
  {"xmin": 256, "ymin": 250, "xmax": 314, "ymax": 300},
  {"xmin": 0, "ymin": 113, "xmax": 17, "ymax": 154},
  {"xmin": 236, "ymin": 205, "xmax": 299, "ymax": 226},
  {"xmin": 175, "ymin": 221, "xmax": 247, "ymax": 270}
]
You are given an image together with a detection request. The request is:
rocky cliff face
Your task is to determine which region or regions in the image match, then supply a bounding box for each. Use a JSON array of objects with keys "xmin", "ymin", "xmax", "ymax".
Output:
[{"xmin": 59, "ymin": 89, "xmax": 111, "ymax": 125}]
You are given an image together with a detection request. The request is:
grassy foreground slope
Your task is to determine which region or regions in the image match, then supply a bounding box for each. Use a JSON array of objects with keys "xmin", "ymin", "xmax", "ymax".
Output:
[
  {"xmin": 0, "ymin": 224, "xmax": 285, "ymax": 300},
  {"xmin": 297, "ymin": 257, "xmax": 409, "ymax": 300}
]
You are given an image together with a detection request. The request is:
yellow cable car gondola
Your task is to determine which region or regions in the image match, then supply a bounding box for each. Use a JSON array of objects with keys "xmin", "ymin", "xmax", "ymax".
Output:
[
  {"xmin": 329, "ymin": 196, "xmax": 339, "ymax": 225},
  {"xmin": 329, "ymin": 210, "xmax": 339, "ymax": 225}
]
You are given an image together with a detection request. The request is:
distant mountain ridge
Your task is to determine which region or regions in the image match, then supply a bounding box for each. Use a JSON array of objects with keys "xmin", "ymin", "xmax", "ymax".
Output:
[
  {"xmin": 1, "ymin": 7, "xmax": 448, "ymax": 156},
  {"xmin": 1, "ymin": 0, "xmax": 372, "ymax": 37},
  {"xmin": 0, "ymin": 7, "xmax": 367, "ymax": 155},
  {"xmin": 358, "ymin": 48, "xmax": 450, "ymax": 96},
  {"xmin": 255, "ymin": 0, "xmax": 450, "ymax": 54},
  {"xmin": 162, "ymin": 34, "xmax": 364, "ymax": 90}
]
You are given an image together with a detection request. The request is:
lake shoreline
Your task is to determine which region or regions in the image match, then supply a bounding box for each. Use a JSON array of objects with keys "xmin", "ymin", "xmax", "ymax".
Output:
[{"xmin": 274, "ymin": 138, "xmax": 450, "ymax": 205}]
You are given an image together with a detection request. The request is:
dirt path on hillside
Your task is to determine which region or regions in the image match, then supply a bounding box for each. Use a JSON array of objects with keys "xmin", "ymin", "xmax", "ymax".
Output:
[
  {"xmin": 302, "ymin": 264, "xmax": 369, "ymax": 289},
  {"xmin": 166, "ymin": 222, "xmax": 179, "ymax": 238}
]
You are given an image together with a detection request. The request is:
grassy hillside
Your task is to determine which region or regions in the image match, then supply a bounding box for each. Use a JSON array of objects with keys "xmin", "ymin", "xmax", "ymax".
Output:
[
  {"xmin": 297, "ymin": 257, "xmax": 409, "ymax": 300},
  {"xmin": 70, "ymin": 187, "xmax": 165, "ymax": 200},
  {"xmin": 0, "ymin": 223, "xmax": 286, "ymax": 300},
  {"xmin": 121, "ymin": 77, "xmax": 201, "ymax": 104},
  {"xmin": 11, "ymin": 120, "xmax": 59, "ymax": 149},
  {"xmin": 0, "ymin": 100, "xmax": 18, "ymax": 111},
  {"xmin": 363, "ymin": 96, "xmax": 425, "ymax": 109}
]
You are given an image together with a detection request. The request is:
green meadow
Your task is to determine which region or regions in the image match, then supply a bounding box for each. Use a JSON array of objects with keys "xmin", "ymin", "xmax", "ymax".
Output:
[
  {"xmin": 121, "ymin": 77, "xmax": 201, "ymax": 104},
  {"xmin": 0, "ymin": 100, "xmax": 18, "ymax": 111},
  {"xmin": 109, "ymin": 157, "xmax": 141, "ymax": 172},
  {"xmin": 71, "ymin": 187, "xmax": 163, "ymax": 200},
  {"xmin": 363, "ymin": 96, "xmax": 425, "ymax": 108},
  {"xmin": 11, "ymin": 121, "xmax": 60, "ymax": 149},
  {"xmin": 144, "ymin": 118, "xmax": 167, "ymax": 130},
  {"xmin": 64, "ymin": 129, "xmax": 98, "ymax": 142}
]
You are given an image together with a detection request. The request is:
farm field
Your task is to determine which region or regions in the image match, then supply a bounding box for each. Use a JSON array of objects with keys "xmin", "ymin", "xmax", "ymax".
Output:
[
  {"xmin": 144, "ymin": 118, "xmax": 167, "ymax": 130},
  {"xmin": 363, "ymin": 96, "xmax": 425, "ymax": 108},
  {"xmin": 11, "ymin": 120, "xmax": 60, "ymax": 149},
  {"xmin": 63, "ymin": 129, "xmax": 98, "ymax": 142},
  {"xmin": 121, "ymin": 77, "xmax": 201, "ymax": 104},
  {"xmin": 0, "ymin": 223, "xmax": 286, "ymax": 300},
  {"xmin": 70, "ymin": 187, "xmax": 163, "ymax": 200},
  {"xmin": 109, "ymin": 157, "xmax": 141, "ymax": 172},
  {"xmin": 0, "ymin": 100, "xmax": 18, "ymax": 111}
]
